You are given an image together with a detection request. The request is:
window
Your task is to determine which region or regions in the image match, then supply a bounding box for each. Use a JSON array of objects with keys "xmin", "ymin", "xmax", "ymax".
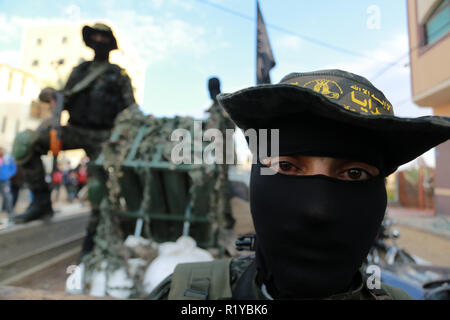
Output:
[
  {"xmin": 32, "ymin": 59, "xmax": 39, "ymax": 67},
  {"xmin": 62, "ymin": 36, "xmax": 68, "ymax": 44},
  {"xmin": 36, "ymin": 38, "xmax": 42, "ymax": 46},
  {"xmin": 424, "ymin": 0, "xmax": 450, "ymax": 45}
]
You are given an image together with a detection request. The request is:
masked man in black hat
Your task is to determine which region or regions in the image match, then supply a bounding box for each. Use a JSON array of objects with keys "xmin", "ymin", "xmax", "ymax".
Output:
[
  {"xmin": 148, "ymin": 69, "xmax": 450, "ymax": 300},
  {"xmin": 11, "ymin": 23, "xmax": 136, "ymax": 254}
]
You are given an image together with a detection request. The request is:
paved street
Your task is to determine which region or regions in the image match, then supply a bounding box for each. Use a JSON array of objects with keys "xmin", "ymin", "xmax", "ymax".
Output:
[
  {"xmin": 386, "ymin": 206, "xmax": 450, "ymax": 267},
  {"xmin": 392, "ymin": 225, "xmax": 450, "ymax": 266},
  {"xmin": 387, "ymin": 206, "xmax": 450, "ymax": 240}
]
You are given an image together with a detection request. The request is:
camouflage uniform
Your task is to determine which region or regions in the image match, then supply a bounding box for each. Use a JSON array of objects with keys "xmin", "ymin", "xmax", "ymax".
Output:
[
  {"xmin": 147, "ymin": 254, "xmax": 412, "ymax": 300},
  {"xmin": 205, "ymin": 101, "xmax": 235, "ymax": 230}
]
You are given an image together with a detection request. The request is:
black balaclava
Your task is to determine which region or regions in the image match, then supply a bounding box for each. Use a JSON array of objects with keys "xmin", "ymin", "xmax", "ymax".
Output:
[
  {"xmin": 250, "ymin": 114, "xmax": 388, "ymax": 299},
  {"xmin": 91, "ymin": 36, "xmax": 112, "ymax": 62}
]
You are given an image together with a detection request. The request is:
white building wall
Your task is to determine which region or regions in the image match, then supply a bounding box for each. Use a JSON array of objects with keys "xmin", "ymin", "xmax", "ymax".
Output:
[{"xmin": 0, "ymin": 64, "xmax": 40, "ymax": 152}]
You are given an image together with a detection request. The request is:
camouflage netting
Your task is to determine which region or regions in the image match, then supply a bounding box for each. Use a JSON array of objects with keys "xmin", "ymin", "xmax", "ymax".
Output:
[{"xmin": 81, "ymin": 104, "xmax": 227, "ymax": 298}]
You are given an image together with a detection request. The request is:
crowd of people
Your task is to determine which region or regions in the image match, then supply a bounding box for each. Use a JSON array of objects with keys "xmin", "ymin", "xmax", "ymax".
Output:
[
  {"xmin": 0, "ymin": 147, "xmax": 89, "ymax": 225},
  {"xmin": 0, "ymin": 146, "xmax": 19, "ymax": 220},
  {"xmin": 51, "ymin": 159, "xmax": 89, "ymax": 203}
]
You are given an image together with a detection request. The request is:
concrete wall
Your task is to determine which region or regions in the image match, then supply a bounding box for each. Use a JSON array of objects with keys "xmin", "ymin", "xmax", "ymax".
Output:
[
  {"xmin": 435, "ymin": 140, "xmax": 450, "ymax": 214},
  {"xmin": 417, "ymin": 0, "xmax": 442, "ymax": 24},
  {"xmin": 0, "ymin": 64, "xmax": 40, "ymax": 151},
  {"xmin": 407, "ymin": 0, "xmax": 450, "ymax": 214},
  {"xmin": 407, "ymin": 0, "xmax": 450, "ymax": 107}
]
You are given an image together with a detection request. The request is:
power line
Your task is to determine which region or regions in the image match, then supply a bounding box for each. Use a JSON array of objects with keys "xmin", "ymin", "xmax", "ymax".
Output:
[
  {"xmin": 393, "ymin": 97, "xmax": 414, "ymax": 108},
  {"xmin": 196, "ymin": 0, "xmax": 255, "ymax": 22},
  {"xmin": 195, "ymin": 0, "xmax": 393, "ymax": 63},
  {"xmin": 196, "ymin": 0, "xmax": 449, "ymax": 83},
  {"xmin": 370, "ymin": 52, "xmax": 410, "ymax": 81}
]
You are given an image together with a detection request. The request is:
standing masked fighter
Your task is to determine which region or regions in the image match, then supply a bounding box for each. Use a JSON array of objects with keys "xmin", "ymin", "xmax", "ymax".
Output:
[{"xmin": 11, "ymin": 23, "xmax": 136, "ymax": 256}]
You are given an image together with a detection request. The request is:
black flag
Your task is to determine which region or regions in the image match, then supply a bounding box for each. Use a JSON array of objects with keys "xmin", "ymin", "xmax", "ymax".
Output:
[{"xmin": 256, "ymin": 1, "xmax": 276, "ymax": 84}]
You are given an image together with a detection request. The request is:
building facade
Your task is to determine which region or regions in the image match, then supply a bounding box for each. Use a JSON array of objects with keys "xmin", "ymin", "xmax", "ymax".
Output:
[
  {"xmin": 0, "ymin": 64, "xmax": 41, "ymax": 152},
  {"xmin": 407, "ymin": 0, "xmax": 450, "ymax": 214}
]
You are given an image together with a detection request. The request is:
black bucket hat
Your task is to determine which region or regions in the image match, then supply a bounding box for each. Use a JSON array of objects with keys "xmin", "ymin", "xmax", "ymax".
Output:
[
  {"xmin": 82, "ymin": 23, "xmax": 118, "ymax": 51},
  {"xmin": 217, "ymin": 69, "xmax": 450, "ymax": 175}
]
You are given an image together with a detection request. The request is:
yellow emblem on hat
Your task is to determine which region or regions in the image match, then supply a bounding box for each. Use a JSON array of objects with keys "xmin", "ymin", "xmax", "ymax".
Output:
[{"xmin": 303, "ymin": 79, "xmax": 343, "ymax": 100}]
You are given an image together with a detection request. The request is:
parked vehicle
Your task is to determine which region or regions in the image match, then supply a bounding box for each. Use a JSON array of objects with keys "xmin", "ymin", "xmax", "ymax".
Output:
[{"xmin": 366, "ymin": 217, "xmax": 450, "ymax": 300}]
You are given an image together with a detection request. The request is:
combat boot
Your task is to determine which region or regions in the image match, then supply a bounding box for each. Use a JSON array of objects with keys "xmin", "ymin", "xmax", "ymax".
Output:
[{"xmin": 12, "ymin": 190, "xmax": 54, "ymax": 224}]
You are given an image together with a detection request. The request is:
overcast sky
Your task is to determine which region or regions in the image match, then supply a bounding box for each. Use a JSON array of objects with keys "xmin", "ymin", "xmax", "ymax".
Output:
[{"xmin": 0, "ymin": 0, "xmax": 436, "ymax": 166}]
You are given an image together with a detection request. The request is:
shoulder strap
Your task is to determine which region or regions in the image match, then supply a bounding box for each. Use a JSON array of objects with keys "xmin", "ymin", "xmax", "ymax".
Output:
[
  {"xmin": 65, "ymin": 63, "xmax": 110, "ymax": 97},
  {"xmin": 231, "ymin": 260, "xmax": 260, "ymax": 299},
  {"xmin": 168, "ymin": 259, "xmax": 233, "ymax": 300}
]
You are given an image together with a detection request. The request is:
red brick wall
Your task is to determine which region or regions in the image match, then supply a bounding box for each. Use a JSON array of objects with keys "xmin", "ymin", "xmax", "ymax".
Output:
[
  {"xmin": 398, "ymin": 169, "xmax": 435, "ymax": 209},
  {"xmin": 435, "ymin": 140, "xmax": 450, "ymax": 215}
]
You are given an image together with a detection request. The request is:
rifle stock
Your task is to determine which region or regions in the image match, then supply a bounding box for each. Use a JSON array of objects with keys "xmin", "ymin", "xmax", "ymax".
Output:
[{"xmin": 49, "ymin": 91, "xmax": 64, "ymax": 173}]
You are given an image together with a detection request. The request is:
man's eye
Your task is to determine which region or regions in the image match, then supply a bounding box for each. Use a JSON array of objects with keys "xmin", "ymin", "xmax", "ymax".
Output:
[
  {"xmin": 345, "ymin": 168, "xmax": 372, "ymax": 181},
  {"xmin": 271, "ymin": 161, "xmax": 299, "ymax": 174},
  {"xmin": 279, "ymin": 161, "xmax": 294, "ymax": 171}
]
